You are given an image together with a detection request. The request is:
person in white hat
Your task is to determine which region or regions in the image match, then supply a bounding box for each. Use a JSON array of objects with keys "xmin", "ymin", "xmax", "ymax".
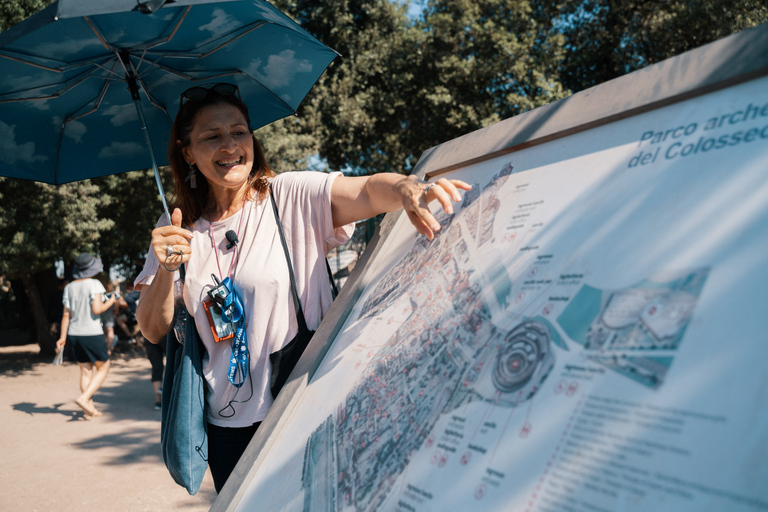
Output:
[{"xmin": 55, "ymin": 252, "xmax": 120, "ymax": 419}]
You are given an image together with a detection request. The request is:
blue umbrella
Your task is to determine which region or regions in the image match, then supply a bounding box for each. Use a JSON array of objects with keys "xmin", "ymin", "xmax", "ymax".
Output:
[{"xmin": 0, "ymin": 0, "xmax": 337, "ymax": 221}]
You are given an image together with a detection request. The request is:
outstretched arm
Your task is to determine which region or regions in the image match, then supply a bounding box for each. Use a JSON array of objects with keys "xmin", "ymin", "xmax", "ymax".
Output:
[{"xmin": 331, "ymin": 174, "xmax": 471, "ymax": 240}]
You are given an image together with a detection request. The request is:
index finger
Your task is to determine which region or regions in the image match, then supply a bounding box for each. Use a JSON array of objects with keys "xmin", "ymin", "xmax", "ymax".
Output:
[{"xmin": 155, "ymin": 224, "xmax": 193, "ymax": 240}]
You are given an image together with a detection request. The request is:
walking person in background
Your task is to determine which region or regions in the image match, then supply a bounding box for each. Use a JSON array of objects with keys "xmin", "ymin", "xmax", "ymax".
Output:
[
  {"xmin": 115, "ymin": 282, "xmax": 141, "ymax": 344},
  {"xmin": 55, "ymin": 252, "xmax": 120, "ymax": 419}
]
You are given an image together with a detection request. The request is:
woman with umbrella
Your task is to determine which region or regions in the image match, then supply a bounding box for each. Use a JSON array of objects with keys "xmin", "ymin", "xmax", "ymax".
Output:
[
  {"xmin": 133, "ymin": 83, "xmax": 470, "ymax": 492},
  {"xmin": 56, "ymin": 252, "xmax": 120, "ymax": 419}
]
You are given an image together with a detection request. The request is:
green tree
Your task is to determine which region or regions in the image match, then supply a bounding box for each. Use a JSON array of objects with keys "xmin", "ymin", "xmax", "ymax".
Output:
[
  {"xmin": 0, "ymin": 178, "xmax": 112, "ymax": 353},
  {"xmin": 92, "ymin": 170, "xmax": 168, "ymax": 281},
  {"xmin": 406, "ymin": 0, "xmax": 567, "ymax": 163},
  {"xmin": 269, "ymin": 0, "xmax": 416, "ymax": 174},
  {"xmin": 0, "ymin": 0, "xmax": 53, "ymax": 31},
  {"xmin": 544, "ymin": 0, "xmax": 768, "ymax": 93},
  {"xmin": 272, "ymin": 0, "xmax": 568, "ymax": 175},
  {"xmin": 269, "ymin": 0, "xmax": 767, "ymax": 177}
]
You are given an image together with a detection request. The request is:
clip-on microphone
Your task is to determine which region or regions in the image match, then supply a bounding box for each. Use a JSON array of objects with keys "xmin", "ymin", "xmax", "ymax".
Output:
[{"xmin": 225, "ymin": 230, "xmax": 239, "ymax": 250}]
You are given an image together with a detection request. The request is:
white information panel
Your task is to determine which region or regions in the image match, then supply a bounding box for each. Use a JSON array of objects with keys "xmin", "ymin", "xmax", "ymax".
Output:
[{"xmin": 229, "ymin": 69, "xmax": 768, "ymax": 512}]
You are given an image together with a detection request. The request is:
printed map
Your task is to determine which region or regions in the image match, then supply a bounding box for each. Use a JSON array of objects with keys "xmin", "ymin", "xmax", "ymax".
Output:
[{"xmin": 235, "ymin": 74, "xmax": 768, "ymax": 512}]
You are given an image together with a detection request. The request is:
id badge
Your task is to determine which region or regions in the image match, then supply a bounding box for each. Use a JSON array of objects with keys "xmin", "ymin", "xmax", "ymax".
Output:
[{"xmin": 203, "ymin": 297, "xmax": 235, "ymax": 343}]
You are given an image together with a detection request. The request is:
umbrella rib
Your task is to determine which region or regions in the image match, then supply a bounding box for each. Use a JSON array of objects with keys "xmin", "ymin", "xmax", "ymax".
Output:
[
  {"xmin": 136, "ymin": 76, "xmax": 171, "ymax": 122},
  {"xmin": 0, "ymin": 65, "xmax": 104, "ymax": 104},
  {"xmin": 88, "ymin": 58, "xmax": 128, "ymax": 80},
  {"xmin": 134, "ymin": 6, "xmax": 193, "ymax": 55},
  {"xmin": 52, "ymin": 75, "xmax": 109, "ymax": 185},
  {"xmin": 149, "ymin": 62, "xmax": 299, "ymax": 117},
  {"xmin": 67, "ymin": 77, "xmax": 110, "ymax": 123},
  {"xmin": 80, "ymin": 7, "xmax": 192, "ymax": 70},
  {"xmin": 0, "ymin": 50, "xmax": 69, "ymax": 73},
  {"xmin": 142, "ymin": 21, "xmax": 268, "ymax": 60},
  {"xmin": 155, "ymin": 6, "xmax": 191, "ymax": 49},
  {"xmin": 83, "ymin": 16, "xmax": 112, "ymax": 52}
]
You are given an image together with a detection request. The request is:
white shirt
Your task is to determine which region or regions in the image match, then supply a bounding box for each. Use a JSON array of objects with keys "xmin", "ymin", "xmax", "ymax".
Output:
[
  {"xmin": 62, "ymin": 279, "xmax": 106, "ymax": 336},
  {"xmin": 136, "ymin": 171, "xmax": 353, "ymax": 427}
]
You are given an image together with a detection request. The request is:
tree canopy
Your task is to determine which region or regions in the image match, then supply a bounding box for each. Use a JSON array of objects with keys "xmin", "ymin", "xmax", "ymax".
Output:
[{"xmin": 1, "ymin": 0, "xmax": 766, "ymax": 349}]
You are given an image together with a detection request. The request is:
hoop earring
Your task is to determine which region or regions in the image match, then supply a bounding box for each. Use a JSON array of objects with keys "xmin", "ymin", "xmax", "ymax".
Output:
[{"xmin": 185, "ymin": 163, "xmax": 198, "ymax": 189}]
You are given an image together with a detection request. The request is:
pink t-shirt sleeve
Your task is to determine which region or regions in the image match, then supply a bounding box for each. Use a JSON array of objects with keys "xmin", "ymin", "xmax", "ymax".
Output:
[{"xmin": 270, "ymin": 170, "xmax": 354, "ymax": 255}]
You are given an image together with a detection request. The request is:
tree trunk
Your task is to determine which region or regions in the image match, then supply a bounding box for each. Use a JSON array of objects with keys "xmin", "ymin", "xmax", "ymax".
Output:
[{"xmin": 19, "ymin": 271, "xmax": 55, "ymax": 356}]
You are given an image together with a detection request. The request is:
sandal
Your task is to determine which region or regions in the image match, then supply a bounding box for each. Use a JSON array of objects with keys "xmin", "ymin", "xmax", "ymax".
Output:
[
  {"xmin": 88, "ymin": 400, "xmax": 102, "ymax": 417},
  {"xmin": 75, "ymin": 396, "xmax": 98, "ymax": 416}
]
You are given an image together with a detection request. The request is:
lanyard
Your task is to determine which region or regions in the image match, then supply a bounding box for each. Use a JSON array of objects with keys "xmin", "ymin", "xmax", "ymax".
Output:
[
  {"xmin": 207, "ymin": 201, "xmax": 249, "ymax": 388},
  {"xmin": 209, "ymin": 200, "xmax": 247, "ymax": 281},
  {"xmin": 228, "ymin": 313, "xmax": 248, "ymax": 388}
]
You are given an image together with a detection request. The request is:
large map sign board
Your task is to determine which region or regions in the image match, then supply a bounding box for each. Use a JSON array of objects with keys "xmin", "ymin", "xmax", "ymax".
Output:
[{"xmin": 213, "ymin": 25, "xmax": 768, "ymax": 512}]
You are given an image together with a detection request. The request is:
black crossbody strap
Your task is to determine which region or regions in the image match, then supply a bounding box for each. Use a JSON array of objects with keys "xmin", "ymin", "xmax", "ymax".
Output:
[{"xmin": 269, "ymin": 185, "xmax": 310, "ymax": 333}]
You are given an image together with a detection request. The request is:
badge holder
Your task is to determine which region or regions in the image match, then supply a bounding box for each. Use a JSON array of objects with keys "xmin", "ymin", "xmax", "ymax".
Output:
[{"xmin": 203, "ymin": 274, "xmax": 236, "ymax": 343}]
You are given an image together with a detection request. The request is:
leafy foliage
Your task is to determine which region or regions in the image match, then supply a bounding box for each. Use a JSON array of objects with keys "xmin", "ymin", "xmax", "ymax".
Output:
[
  {"xmin": 1, "ymin": 0, "xmax": 767, "ymax": 342},
  {"xmin": 0, "ymin": 0, "xmax": 52, "ymax": 31},
  {"xmin": 91, "ymin": 169, "xmax": 168, "ymax": 281},
  {"xmin": 272, "ymin": 0, "xmax": 568, "ymax": 175},
  {"xmin": 543, "ymin": 0, "xmax": 768, "ymax": 92},
  {"xmin": 0, "ymin": 178, "xmax": 111, "ymax": 279}
]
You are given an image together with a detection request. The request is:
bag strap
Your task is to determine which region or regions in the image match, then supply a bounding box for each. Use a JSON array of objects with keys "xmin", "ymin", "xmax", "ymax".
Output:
[
  {"xmin": 269, "ymin": 185, "xmax": 310, "ymax": 333},
  {"xmin": 327, "ymin": 260, "xmax": 339, "ymax": 298}
]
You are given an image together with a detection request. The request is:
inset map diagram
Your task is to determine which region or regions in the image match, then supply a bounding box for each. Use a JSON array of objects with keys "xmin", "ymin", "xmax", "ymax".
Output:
[{"xmin": 557, "ymin": 268, "xmax": 709, "ymax": 388}]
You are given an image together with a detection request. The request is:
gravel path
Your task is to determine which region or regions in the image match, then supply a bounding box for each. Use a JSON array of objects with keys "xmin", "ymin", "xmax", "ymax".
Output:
[{"xmin": 0, "ymin": 343, "xmax": 216, "ymax": 511}]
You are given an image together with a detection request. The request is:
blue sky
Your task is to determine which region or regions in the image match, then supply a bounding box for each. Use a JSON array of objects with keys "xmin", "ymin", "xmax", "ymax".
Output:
[{"xmin": 394, "ymin": 0, "xmax": 425, "ymax": 19}]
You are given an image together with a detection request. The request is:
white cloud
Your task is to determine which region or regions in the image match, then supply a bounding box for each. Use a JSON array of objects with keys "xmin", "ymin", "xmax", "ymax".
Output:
[
  {"xmin": 30, "ymin": 37, "xmax": 104, "ymax": 58},
  {"xmin": 100, "ymin": 104, "xmax": 137, "ymax": 127},
  {"xmin": 247, "ymin": 50, "xmax": 313, "ymax": 92},
  {"xmin": 0, "ymin": 120, "xmax": 48, "ymax": 164},
  {"xmin": 98, "ymin": 141, "xmax": 143, "ymax": 159},
  {"xmin": 199, "ymin": 8, "xmax": 239, "ymax": 35},
  {"xmin": 29, "ymin": 97, "xmax": 53, "ymax": 111},
  {"xmin": 52, "ymin": 117, "xmax": 87, "ymax": 143}
]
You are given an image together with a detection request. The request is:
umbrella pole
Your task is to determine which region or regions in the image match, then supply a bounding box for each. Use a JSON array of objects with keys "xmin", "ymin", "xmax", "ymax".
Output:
[
  {"xmin": 133, "ymin": 97, "xmax": 173, "ymax": 226},
  {"xmin": 122, "ymin": 58, "xmax": 172, "ymax": 225}
]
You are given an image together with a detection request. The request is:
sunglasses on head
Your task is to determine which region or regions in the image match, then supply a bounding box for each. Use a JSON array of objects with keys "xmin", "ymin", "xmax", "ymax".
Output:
[{"xmin": 180, "ymin": 83, "xmax": 240, "ymax": 106}]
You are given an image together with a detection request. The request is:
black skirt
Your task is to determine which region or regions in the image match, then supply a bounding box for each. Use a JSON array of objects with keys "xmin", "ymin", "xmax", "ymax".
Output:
[{"xmin": 67, "ymin": 334, "xmax": 109, "ymax": 363}]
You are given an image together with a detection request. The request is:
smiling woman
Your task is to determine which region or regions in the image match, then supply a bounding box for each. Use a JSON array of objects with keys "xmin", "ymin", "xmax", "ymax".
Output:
[
  {"xmin": 133, "ymin": 83, "xmax": 470, "ymax": 493},
  {"xmin": 181, "ymin": 103, "xmax": 257, "ymax": 218}
]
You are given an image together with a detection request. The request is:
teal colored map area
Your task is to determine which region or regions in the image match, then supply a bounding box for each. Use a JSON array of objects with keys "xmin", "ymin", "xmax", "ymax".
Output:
[{"xmin": 556, "ymin": 269, "xmax": 709, "ymax": 388}]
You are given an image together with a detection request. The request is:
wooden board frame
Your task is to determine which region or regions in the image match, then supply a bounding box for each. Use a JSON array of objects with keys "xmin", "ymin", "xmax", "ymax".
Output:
[{"xmin": 212, "ymin": 22, "xmax": 768, "ymax": 511}]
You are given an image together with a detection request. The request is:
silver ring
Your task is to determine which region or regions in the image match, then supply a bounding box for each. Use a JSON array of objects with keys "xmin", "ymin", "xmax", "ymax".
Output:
[
  {"xmin": 423, "ymin": 184, "xmax": 435, "ymax": 197},
  {"xmin": 166, "ymin": 244, "xmax": 174, "ymax": 256}
]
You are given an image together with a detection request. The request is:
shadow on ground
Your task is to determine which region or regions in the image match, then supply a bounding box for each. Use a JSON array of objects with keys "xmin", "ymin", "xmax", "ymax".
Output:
[
  {"xmin": 13, "ymin": 401, "xmax": 83, "ymax": 421},
  {"xmin": 0, "ymin": 350, "xmax": 47, "ymax": 376}
]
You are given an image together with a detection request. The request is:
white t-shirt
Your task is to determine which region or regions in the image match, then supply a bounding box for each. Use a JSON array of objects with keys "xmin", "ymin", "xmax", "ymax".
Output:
[
  {"xmin": 135, "ymin": 171, "xmax": 353, "ymax": 427},
  {"xmin": 62, "ymin": 279, "xmax": 106, "ymax": 336}
]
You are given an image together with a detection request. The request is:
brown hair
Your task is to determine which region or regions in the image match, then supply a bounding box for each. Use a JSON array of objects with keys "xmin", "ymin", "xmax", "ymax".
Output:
[{"xmin": 168, "ymin": 90, "xmax": 275, "ymax": 226}]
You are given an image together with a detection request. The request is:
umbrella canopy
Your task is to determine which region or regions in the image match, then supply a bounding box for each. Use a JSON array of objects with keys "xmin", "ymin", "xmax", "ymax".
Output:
[{"xmin": 0, "ymin": 0, "xmax": 337, "ymax": 218}]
